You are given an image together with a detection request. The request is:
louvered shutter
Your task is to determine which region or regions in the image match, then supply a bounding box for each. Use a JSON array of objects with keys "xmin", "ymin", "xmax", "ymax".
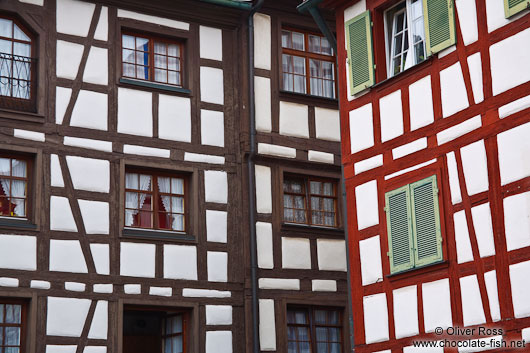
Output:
[
  {"xmin": 345, "ymin": 11, "xmax": 374, "ymax": 95},
  {"xmin": 385, "ymin": 185, "xmax": 414, "ymax": 274},
  {"xmin": 504, "ymin": 0, "xmax": 530, "ymax": 18},
  {"xmin": 422, "ymin": 0, "xmax": 456, "ymax": 55},
  {"xmin": 410, "ymin": 176, "xmax": 443, "ymax": 267}
]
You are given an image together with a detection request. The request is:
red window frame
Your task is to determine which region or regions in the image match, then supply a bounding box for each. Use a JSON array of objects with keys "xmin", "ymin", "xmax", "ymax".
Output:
[
  {"xmin": 281, "ymin": 28, "xmax": 337, "ymax": 99},
  {"xmin": 0, "ymin": 153, "xmax": 31, "ymax": 219},
  {"xmin": 283, "ymin": 175, "xmax": 339, "ymax": 228},
  {"xmin": 124, "ymin": 168, "xmax": 188, "ymax": 233},
  {"xmin": 121, "ymin": 31, "xmax": 184, "ymax": 87},
  {"xmin": 0, "ymin": 299, "xmax": 28, "ymax": 353}
]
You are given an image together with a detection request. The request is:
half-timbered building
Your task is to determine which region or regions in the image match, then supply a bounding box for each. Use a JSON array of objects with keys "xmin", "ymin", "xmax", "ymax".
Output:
[
  {"xmin": 0, "ymin": 0, "xmax": 350, "ymax": 352},
  {"xmin": 308, "ymin": 0, "xmax": 530, "ymax": 351}
]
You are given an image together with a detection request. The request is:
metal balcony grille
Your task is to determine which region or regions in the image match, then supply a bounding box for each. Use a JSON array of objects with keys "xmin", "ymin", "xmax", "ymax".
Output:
[{"xmin": 0, "ymin": 53, "xmax": 36, "ymax": 111}]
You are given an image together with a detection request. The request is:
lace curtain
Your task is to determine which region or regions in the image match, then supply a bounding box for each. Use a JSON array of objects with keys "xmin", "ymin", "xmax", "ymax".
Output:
[
  {"xmin": 0, "ymin": 158, "xmax": 26, "ymax": 217},
  {"xmin": 124, "ymin": 174, "xmax": 151, "ymax": 226},
  {"xmin": 158, "ymin": 177, "xmax": 184, "ymax": 231}
]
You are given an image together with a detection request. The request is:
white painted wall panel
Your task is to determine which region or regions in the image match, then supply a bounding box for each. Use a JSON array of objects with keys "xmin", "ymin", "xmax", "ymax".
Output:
[
  {"xmin": 379, "ymin": 90, "xmax": 403, "ymax": 142},
  {"xmin": 409, "ymin": 76, "xmax": 434, "ymax": 130},
  {"xmin": 499, "ymin": 94, "xmax": 530, "ymax": 118},
  {"xmin": 504, "ymin": 191, "xmax": 530, "ymax": 251},
  {"xmin": 90, "ymin": 244, "xmax": 109, "ymax": 275},
  {"xmin": 159, "ymin": 95, "xmax": 191, "ymax": 143},
  {"xmin": 255, "ymin": 76, "xmax": 272, "ymax": 132},
  {"xmin": 447, "ymin": 152, "xmax": 462, "ymax": 204},
  {"xmin": 471, "ymin": 203, "xmax": 496, "ymax": 258},
  {"xmin": 315, "ymin": 107, "xmax": 340, "ymax": 141},
  {"xmin": 205, "ymin": 331, "xmax": 232, "ymax": 353},
  {"xmin": 94, "ymin": 6, "xmax": 108, "ymax": 41},
  {"xmin": 440, "ymin": 62, "xmax": 469, "ymax": 118},
  {"xmin": 205, "ymin": 305, "xmax": 232, "ymax": 325},
  {"xmin": 359, "ymin": 235, "xmax": 383, "ymax": 285},
  {"xmin": 422, "ymin": 278, "xmax": 452, "ymax": 332},
  {"xmin": 14, "ymin": 129, "xmax": 44, "ymax": 142},
  {"xmin": 454, "ymin": 211, "xmax": 474, "ymax": 264},
  {"xmin": 83, "ymin": 47, "xmax": 108, "ymax": 85},
  {"xmin": 200, "ymin": 67, "xmax": 224, "ymax": 105},
  {"xmin": 120, "ymin": 242, "xmax": 155, "ymax": 278},
  {"xmin": 460, "ymin": 275, "xmax": 486, "ymax": 326},
  {"xmin": 88, "ymin": 301, "xmax": 108, "ymax": 339},
  {"xmin": 78, "ymin": 200, "xmax": 109, "ymax": 235},
  {"xmin": 467, "ymin": 53, "xmax": 484, "ymax": 103},
  {"xmin": 0, "ymin": 234, "xmax": 36, "ymax": 271},
  {"xmin": 312, "ymin": 280, "xmax": 337, "ymax": 292},
  {"xmin": 258, "ymin": 278, "xmax": 299, "ymax": 290},
  {"xmin": 117, "ymin": 9, "xmax": 189, "ymax": 30},
  {"xmin": 56, "ymin": 86, "xmax": 72, "ymax": 124},
  {"xmin": 282, "ymin": 237, "xmax": 311, "ymax": 269},
  {"xmin": 117, "ymin": 88, "xmax": 152, "ymax": 137},
  {"xmin": 257, "ymin": 143, "xmax": 296, "ymax": 158},
  {"xmin": 460, "ymin": 140, "xmax": 489, "ymax": 195},
  {"xmin": 200, "ymin": 26, "xmax": 223, "ymax": 61},
  {"xmin": 49, "ymin": 240, "xmax": 87, "ymax": 273},
  {"xmin": 50, "ymin": 154, "xmax": 64, "ymax": 187},
  {"xmin": 204, "ymin": 170, "xmax": 228, "ymax": 204},
  {"xmin": 256, "ymin": 222, "xmax": 273, "ymax": 269},
  {"xmin": 206, "ymin": 210, "xmax": 227, "ymax": 243},
  {"xmin": 455, "ymin": 0, "xmax": 478, "ymax": 45},
  {"xmin": 207, "ymin": 251, "xmax": 228, "ymax": 282},
  {"xmin": 316, "ymin": 239, "xmax": 347, "ymax": 271},
  {"xmin": 355, "ymin": 180, "xmax": 379, "ymax": 230},
  {"xmin": 50, "ymin": 196, "xmax": 77, "ymax": 232},
  {"xmin": 308, "ymin": 150, "xmax": 334, "ymax": 164},
  {"xmin": 66, "ymin": 156, "xmax": 110, "ymax": 193},
  {"xmin": 393, "ymin": 285, "xmax": 419, "ymax": 339},
  {"xmin": 392, "ymin": 138, "xmax": 427, "ymax": 159},
  {"xmin": 484, "ymin": 270, "xmax": 501, "ymax": 322},
  {"xmin": 47, "ymin": 297, "xmax": 91, "ymax": 337},
  {"xmin": 255, "ymin": 165, "xmax": 272, "ymax": 214},
  {"xmin": 201, "ymin": 110, "xmax": 224, "ymax": 147},
  {"xmin": 70, "ymin": 90, "xmax": 108, "ymax": 131},
  {"xmin": 437, "ymin": 115, "xmax": 481, "ymax": 145},
  {"xmin": 363, "ymin": 293, "xmax": 389, "ymax": 344},
  {"xmin": 253, "ymin": 13, "xmax": 271, "ymax": 70},
  {"xmin": 349, "ymin": 103, "xmax": 374, "ymax": 153},
  {"xmin": 259, "ymin": 299, "xmax": 276, "ymax": 351},
  {"xmin": 279, "ymin": 101, "xmax": 309, "ymax": 138},
  {"xmin": 63, "ymin": 137, "xmax": 112, "ymax": 152},
  {"xmin": 509, "ymin": 260, "xmax": 530, "ymax": 318},
  {"xmin": 163, "ymin": 245, "xmax": 197, "ymax": 280},
  {"xmin": 56, "ymin": 0, "xmax": 94, "ymax": 37},
  {"xmin": 56, "ymin": 41, "xmax": 84, "ymax": 80},
  {"xmin": 497, "ymin": 122, "xmax": 530, "ymax": 185},
  {"xmin": 355, "ymin": 155, "xmax": 383, "ymax": 174}
]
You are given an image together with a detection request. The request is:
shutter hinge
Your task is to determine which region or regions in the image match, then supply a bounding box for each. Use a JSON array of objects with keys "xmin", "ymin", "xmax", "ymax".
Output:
[
  {"xmin": 346, "ymin": 58, "xmax": 349, "ymax": 64},
  {"xmin": 435, "ymin": 188, "xmax": 439, "ymax": 195},
  {"xmin": 373, "ymin": 64, "xmax": 376, "ymax": 70},
  {"xmin": 386, "ymin": 251, "xmax": 390, "ymax": 257},
  {"xmin": 383, "ymin": 206, "xmax": 387, "ymax": 212},
  {"xmin": 370, "ymin": 21, "xmax": 374, "ymax": 27}
]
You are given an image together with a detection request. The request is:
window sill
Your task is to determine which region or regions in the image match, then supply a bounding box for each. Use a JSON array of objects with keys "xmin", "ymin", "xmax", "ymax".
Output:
[
  {"xmin": 122, "ymin": 227, "xmax": 195, "ymax": 242},
  {"xmin": 0, "ymin": 108, "xmax": 44, "ymax": 124},
  {"xmin": 278, "ymin": 90, "xmax": 338, "ymax": 108},
  {"xmin": 281, "ymin": 222, "xmax": 344, "ymax": 236},
  {"xmin": 386, "ymin": 260, "xmax": 448, "ymax": 281},
  {"xmin": 119, "ymin": 78, "xmax": 192, "ymax": 95},
  {"xmin": 372, "ymin": 55, "xmax": 434, "ymax": 91},
  {"xmin": 0, "ymin": 217, "xmax": 37, "ymax": 231}
]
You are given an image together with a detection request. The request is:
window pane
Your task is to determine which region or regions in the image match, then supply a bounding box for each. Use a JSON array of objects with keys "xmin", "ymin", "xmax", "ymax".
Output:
[
  {"xmin": 168, "ymin": 71, "xmax": 179, "ymax": 85},
  {"xmin": 0, "ymin": 19, "xmax": 12, "ymax": 38},
  {"xmin": 294, "ymin": 195, "xmax": 305, "ymax": 209},
  {"xmin": 5, "ymin": 327, "xmax": 20, "ymax": 345},
  {"xmin": 330, "ymin": 343, "xmax": 341, "ymax": 353},
  {"xmin": 0, "ymin": 304, "xmax": 3, "ymax": 322},
  {"xmin": 171, "ymin": 178, "xmax": 184, "ymax": 194},
  {"xmin": 155, "ymin": 68, "xmax": 167, "ymax": 83},
  {"xmin": 295, "ymin": 210, "xmax": 306, "ymax": 223},
  {"xmin": 295, "ymin": 311, "xmax": 307, "ymax": 324},
  {"xmin": 284, "ymin": 194, "xmax": 294, "ymax": 208},
  {"xmin": 139, "ymin": 175, "xmax": 152, "ymax": 191},
  {"xmin": 312, "ymin": 211, "xmax": 323, "ymax": 225},
  {"xmin": 154, "ymin": 42, "xmax": 166, "ymax": 55},
  {"xmin": 308, "ymin": 34, "xmax": 320, "ymax": 53},
  {"xmin": 168, "ymin": 44, "xmax": 179, "ymax": 57},
  {"xmin": 410, "ymin": 0, "xmax": 423, "ymax": 19},
  {"xmin": 14, "ymin": 43, "xmax": 30, "ymax": 57},
  {"xmin": 288, "ymin": 341, "xmax": 297, "ymax": 353},
  {"xmin": 123, "ymin": 63, "xmax": 135, "ymax": 77},
  {"xmin": 396, "ymin": 12, "xmax": 405, "ymax": 32},
  {"xmin": 323, "ymin": 199, "xmax": 334, "ymax": 212},
  {"xmin": 123, "ymin": 49, "xmax": 135, "ymax": 63},
  {"xmin": 299, "ymin": 341, "xmax": 311, "ymax": 353},
  {"xmin": 164, "ymin": 338, "xmax": 172, "ymax": 353},
  {"xmin": 155, "ymin": 54, "xmax": 167, "ymax": 69},
  {"xmin": 140, "ymin": 194, "xmax": 152, "ymax": 210},
  {"xmin": 0, "ymin": 39, "xmax": 12, "ymax": 54},
  {"xmin": 136, "ymin": 37, "xmax": 149, "ymax": 51},
  {"xmin": 137, "ymin": 210, "xmax": 152, "ymax": 228},
  {"xmin": 281, "ymin": 30, "xmax": 291, "ymax": 48},
  {"xmin": 11, "ymin": 160, "xmax": 26, "ymax": 177},
  {"xmin": 322, "ymin": 62, "xmax": 333, "ymax": 80},
  {"xmin": 297, "ymin": 327, "xmax": 310, "ymax": 341},
  {"xmin": 0, "ymin": 158, "xmax": 9, "ymax": 175},
  {"xmin": 324, "ymin": 213, "xmax": 335, "ymax": 226},
  {"xmin": 122, "ymin": 35, "xmax": 135, "ymax": 49},
  {"xmin": 173, "ymin": 335, "xmax": 183, "ymax": 353},
  {"xmin": 172, "ymin": 196, "xmax": 184, "ymax": 213},
  {"xmin": 287, "ymin": 326, "xmax": 297, "ymax": 340},
  {"xmin": 171, "ymin": 214, "xmax": 184, "ymax": 231},
  {"xmin": 329, "ymin": 327, "xmax": 340, "ymax": 341},
  {"xmin": 323, "ymin": 183, "xmax": 334, "ymax": 196},
  {"xmin": 311, "ymin": 197, "xmax": 322, "ymax": 211},
  {"xmin": 292, "ymin": 32, "xmax": 304, "ymax": 50},
  {"xmin": 321, "ymin": 37, "xmax": 332, "ymax": 55},
  {"xmin": 168, "ymin": 56, "xmax": 178, "ymax": 70},
  {"xmin": 11, "ymin": 197, "xmax": 25, "ymax": 217},
  {"xmin": 282, "ymin": 54, "xmax": 292, "ymax": 73},
  {"xmin": 172, "ymin": 315, "xmax": 183, "ymax": 333},
  {"xmin": 310, "ymin": 181, "xmax": 321, "ymax": 194},
  {"xmin": 284, "ymin": 208, "xmax": 294, "ymax": 222},
  {"xmin": 14, "ymin": 25, "xmax": 30, "ymax": 41},
  {"xmin": 6, "ymin": 348, "xmax": 20, "ymax": 353},
  {"xmin": 393, "ymin": 33, "xmax": 403, "ymax": 55},
  {"xmin": 314, "ymin": 310, "xmax": 327, "ymax": 324},
  {"xmin": 294, "ymin": 75, "xmax": 305, "ymax": 94},
  {"xmin": 136, "ymin": 64, "xmax": 148, "ymax": 80},
  {"xmin": 293, "ymin": 56, "xmax": 305, "ymax": 75}
]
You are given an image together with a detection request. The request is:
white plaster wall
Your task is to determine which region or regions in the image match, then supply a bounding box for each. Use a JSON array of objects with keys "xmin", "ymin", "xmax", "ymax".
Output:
[
  {"xmin": 455, "ymin": 0, "xmax": 478, "ymax": 45},
  {"xmin": 440, "ymin": 62, "xmax": 469, "ymax": 118},
  {"xmin": 409, "ymin": 75, "xmax": 434, "ymax": 130},
  {"xmin": 454, "ymin": 210, "xmax": 474, "ymax": 264},
  {"xmin": 253, "ymin": 13, "xmax": 271, "ymax": 70},
  {"xmin": 19, "ymin": 0, "xmax": 44, "ymax": 5},
  {"xmin": 256, "ymin": 222, "xmax": 273, "ymax": 269},
  {"xmin": 460, "ymin": 140, "xmax": 489, "ymax": 196},
  {"xmin": 359, "ymin": 235, "xmax": 383, "ymax": 285},
  {"xmin": 315, "ymin": 107, "xmax": 340, "ymax": 141},
  {"xmin": 93, "ymin": 284, "xmax": 112, "ymax": 294},
  {"xmin": 279, "ymin": 101, "xmax": 309, "ymax": 138},
  {"xmin": 117, "ymin": 88, "xmax": 152, "ymax": 137},
  {"xmin": 206, "ymin": 210, "xmax": 227, "ymax": 243},
  {"xmin": 49, "ymin": 240, "xmax": 87, "ymax": 273},
  {"xmin": 56, "ymin": 41, "xmax": 84, "ymax": 80},
  {"xmin": 66, "ymin": 156, "xmax": 110, "ymax": 193},
  {"xmin": 392, "ymin": 138, "xmax": 427, "ymax": 159},
  {"xmin": 117, "ymin": 9, "xmax": 189, "ymax": 30},
  {"xmin": 258, "ymin": 278, "xmax": 300, "ymax": 290},
  {"xmin": 123, "ymin": 145, "xmax": 169, "ymax": 158},
  {"xmin": 14, "ymin": 129, "xmax": 44, "ymax": 142},
  {"xmin": 56, "ymin": 0, "xmax": 94, "ymax": 37},
  {"xmin": 78, "ymin": 200, "xmax": 109, "ymax": 235},
  {"xmin": 200, "ymin": 67, "xmax": 224, "ymax": 105},
  {"xmin": 497, "ymin": 122, "xmax": 530, "ymax": 185},
  {"xmin": 344, "ymin": 0, "xmax": 366, "ymax": 22},
  {"xmin": 485, "ymin": 0, "xmax": 527, "ymax": 32},
  {"xmin": 200, "ymin": 26, "xmax": 223, "ymax": 61},
  {"xmin": 84, "ymin": 347, "xmax": 106, "ymax": 353},
  {"xmin": 484, "ymin": 270, "xmax": 501, "ymax": 322},
  {"xmin": 489, "ymin": 27, "xmax": 530, "ymax": 95},
  {"xmin": 159, "ymin": 95, "xmax": 191, "ymax": 143},
  {"xmin": 0, "ymin": 234, "xmax": 36, "ymax": 271},
  {"xmin": 255, "ymin": 76, "xmax": 272, "ymax": 132},
  {"xmin": 422, "ymin": 278, "xmax": 452, "ymax": 332},
  {"xmin": 437, "ymin": 115, "xmax": 481, "ymax": 145},
  {"xmin": 163, "ymin": 245, "xmax": 197, "ymax": 280},
  {"xmin": 56, "ymin": 86, "xmax": 72, "ymax": 124},
  {"xmin": 257, "ymin": 143, "xmax": 296, "ymax": 158},
  {"xmin": 509, "ymin": 260, "xmax": 530, "ymax": 318},
  {"xmin": 259, "ymin": 299, "xmax": 276, "ymax": 351},
  {"xmin": 206, "ymin": 305, "xmax": 232, "ymax": 325},
  {"xmin": 363, "ymin": 293, "xmax": 389, "ymax": 344},
  {"xmin": 83, "ymin": 47, "xmax": 108, "ymax": 85},
  {"xmin": 94, "ymin": 6, "xmax": 108, "ymax": 41},
  {"xmin": 50, "ymin": 154, "xmax": 64, "ymax": 187},
  {"xmin": 349, "ymin": 103, "xmax": 374, "ymax": 153},
  {"xmin": 90, "ymin": 243, "xmax": 109, "ymax": 275},
  {"xmin": 308, "ymin": 150, "xmax": 334, "ymax": 164},
  {"xmin": 379, "ymin": 90, "xmax": 403, "ymax": 142},
  {"xmin": 207, "ymin": 251, "xmax": 228, "ymax": 282},
  {"xmin": 150, "ymin": 287, "xmax": 172, "ymax": 297},
  {"xmin": 204, "ymin": 170, "xmax": 228, "ymax": 203},
  {"xmin": 201, "ymin": 110, "xmax": 224, "ymax": 147},
  {"xmin": 0, "ymin": 277, "xmax": 18, "ymax": 287},
  {"xmin": 312, "ymin": 280, "xmax": 337, "ymax": 292},
  {"xmin": 88, "ymin": 301, "xmax": 108, "ymax": 339},
  {"xmin": 385, "ymin": 159, "xmax": 437, "ymax": 180},
  {"xmin": 471, "ymin": 203, "xmax": 496, "ymax": 258},
  {"xmin": 503, "ymin": 191, "xmax": 530, "ymax": 251},
  {"xmin": 205, "ymin": 331, "xmax": 232, "ymax": 353},
  {"xmin": 281, "ymin": 237, "xmax": 311, "ymax": 269},
  {"xmin": 316, "ymin": 239, "xmax": 347, "ymax": 271},
  {"xmin": 70, "ymin": 90, "xmax": 108, "ymax": 130},
  {"xmin": 47, "ymin": 297, "xmax": 91, "ymax": 337},
  {"xmin": 355, "ymin": 180, "xmax": 379, "ymax": 230},
  {"xmin": 185, "ymin": 154, "xmax": 224, "ymax": 166},
  {"xmin": 460, "ymin": 275, "xmax": 486, "ymax": 326},
  {"xmin": 393, "ymin": 285, "xmax": 419, "ymax": 339},
  {"xmin": 467, "ymin": 53, "xmax": 484, "ymax": 103},
  {"xmin": 182, "ymin": 288, "xmax": 231, "ymax": 298},
  {"xmin": 50, "ymin": 196, "xmax": 77, "ymax": 232},
  {"xmin": 63, "ymin": 137, "xmax": 112, "ymax": 152},
  {"xmin": 499, "ymin": 94, "xmax": 530, "ymax": 118},
  {"xmin": 255, "ymin": 165, "xmax": 272, "ymax": 214},
  {"xmin": 124, "ymin": 284, "xmax": 141, "ymax": 294},
  {"xmin": 31, "ymin": 280, "xmax": 50, "ymax": 289},
  {"xmin": 120, "ymin": 242, "xmax": 155, "ymax": 278},
  {"xmin": 355, "ymin": 155, "xmax": 383, "ymax": 174},
  {"xmin": 447, "ymin": 152, "xmax": 462, "ymax": 204}
]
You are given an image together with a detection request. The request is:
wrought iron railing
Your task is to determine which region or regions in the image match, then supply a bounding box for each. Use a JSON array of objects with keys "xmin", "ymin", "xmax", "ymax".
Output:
[{"xmin": 0, "ymin": 53, "xmax": 36, "ymax": 110}]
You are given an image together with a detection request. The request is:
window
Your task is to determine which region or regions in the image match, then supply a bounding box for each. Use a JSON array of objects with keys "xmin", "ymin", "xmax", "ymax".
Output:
[
  {"xmin": 0, "ymin": 15, "xmax": 34, "ymax": 108},
  {"xmin": 283, "ymin": 176, "xmax": 338, "ymax": 227},
  {"xmin": 504, "ymin": 0, "xmax": 530, "ymax": 18},
  {"xmin": 345, "ymin": 0, "xmax": 455, "ymax": 94},
  {"xmin": 385, "ymin": 175, "xmax": 442, "ymax": 274},
  {"xmin": 287, "ymin": 307, "xmax": 343, "ymax": 353},
  {"xmin": 0, "ymin": 300, "xmax": 27, "ymax": 353},
  {"xmin": 385, "ymin": 0, "xmax": 426, "ymax": 77},
  {"xmin": 122, "ymin": 32, "xmax": 183, "ymax": 87},
  {"xmin": 281, "ymin": 29, "xmax": 336, "ymax": 99},
  {"xmin": 125, "ymin": 170, "xmax": 186, "ymax": 232},
  {"xmin": 0, "ymin": 156, "xmax": 29, "ymax": 218},
  {"xmin": 123, "ymin": 307, "xmax": 187, "ymax": 353}
]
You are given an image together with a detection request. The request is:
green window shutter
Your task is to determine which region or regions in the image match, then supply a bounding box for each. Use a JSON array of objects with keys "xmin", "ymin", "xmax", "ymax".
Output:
[
  {"xmin": 410, "ymin": 176, "xmax": 443, "ymax": 267},
  {"xmin": 385, "ymin": 185, "xmax": 414, "ymax": 274},
  {"xmin": 504, "ymin": 0, "xmax": 530, "ymax": 18},
  {"xmin": 345, "ymin": 11, "xmax": 375, "ymax": 95},
  {"xmin": 422, "ymin": 0, "xmax": 456, "ymax": 55}
]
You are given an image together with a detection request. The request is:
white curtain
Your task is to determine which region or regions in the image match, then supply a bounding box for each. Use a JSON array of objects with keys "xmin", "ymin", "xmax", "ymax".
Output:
[
  {"xmin": 157, "ymin": 177, "xmax": 184, "ymax": 231},
  {"xmin": 0, "ymin": 159, "xmax": 26, "ymax": 217},
  {"xmin": 125, "ymin": 174, "xmax": 150, "ymax": 226}
]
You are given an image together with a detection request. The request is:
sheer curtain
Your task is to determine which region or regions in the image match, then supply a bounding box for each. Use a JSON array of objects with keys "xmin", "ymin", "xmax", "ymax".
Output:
[
  {"xmin": 125, "ymin": 174, "xmax": 151, "ymax": 226},
  {"xmin": 157, "ymin": 177, "xmax": 184, "ymax": 231},
  {"xmin": 0, "ymin": 159, "xmax": 26, "ymax": 217}
]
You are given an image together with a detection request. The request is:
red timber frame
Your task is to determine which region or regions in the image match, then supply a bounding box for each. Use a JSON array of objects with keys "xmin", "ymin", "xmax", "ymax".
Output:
[{"xmin": 334, "ymin": 0, "xmax": 530, "ymax": 351}]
